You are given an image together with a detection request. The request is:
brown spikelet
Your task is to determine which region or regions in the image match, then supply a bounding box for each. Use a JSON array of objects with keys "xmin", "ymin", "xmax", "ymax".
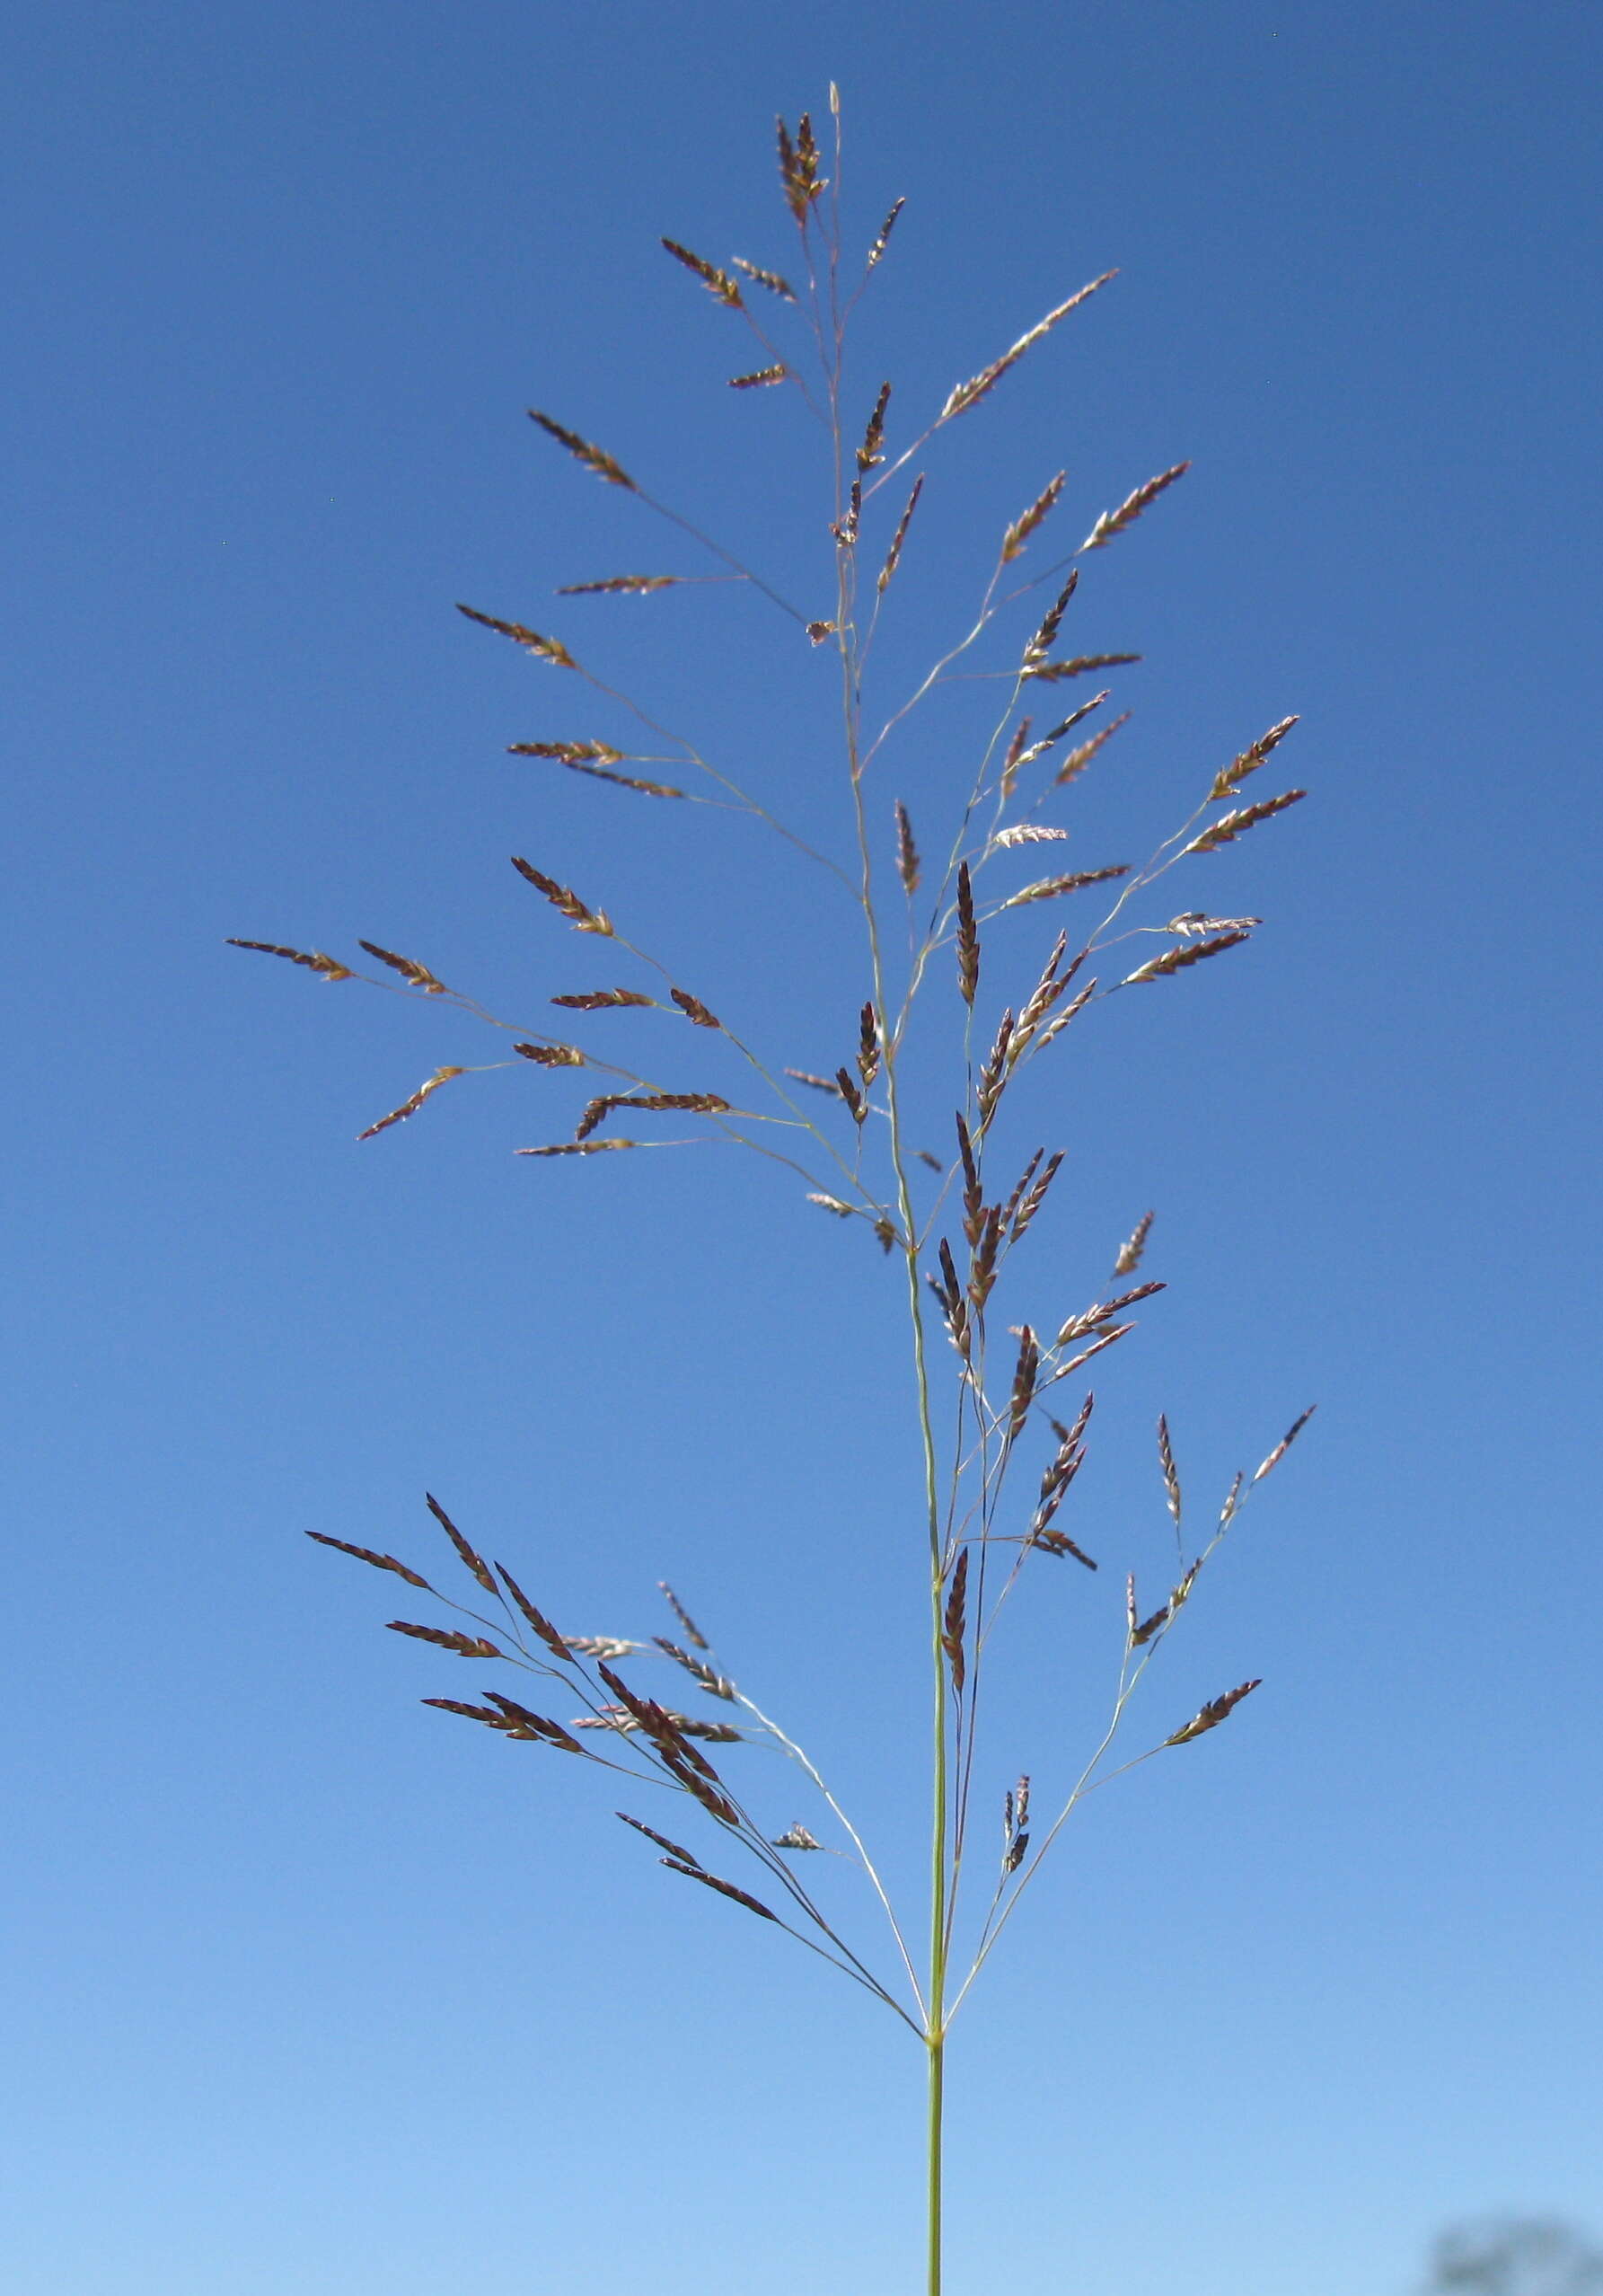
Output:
[
  {"xmin": 1079, "ymin": 460, "xmax": 1191, "ymax": 551},
  {"xmin": 304, "ymin": 1531, "xmax": 432, "ymax": 1590},
  {"xmin": 1054, "ymin": 1280, "xmax": 1165, "ymax": 1347},
  {"xmin": 456, "ymin": 602, "xmax": 576, "ymax": 670},
  {"xmin": 425, "ymin": 1492, "xmax": 498, "ymax": 1594},
  {"xmin": 660, "ymin": 237, "xmax": 743, "ymax": 306},
  {"xmin": 1252, "ymin": 1405, "xmax": 1317, "ymax": 1484},
  {"xmin": 515, "ymin": 1138, "xmax": 639, "ymax": 1158},
  {"xmin": 1000, "ymin": 864, "xmax": 1131, "ymax": 911},
  {"xmin": 662, "ymin": 1860, "xmax": 779, "ymax": 1922},
  {"xmin": 1008, "ymin": 1326, "xmax": 1039, "ymax": 1442},
  {"xmin": 493, "ymin": 1562, "xmax": 575, "ymax": 1665},
  {"xmin": 786, "ymin": 1067, "xmax": 846, "ymax": 1098},
  {"xmin": 956, "ymin": 1114, "xmax": 982, "ymax": 1244},
  {"xmin": 548, "ymin": 756, "xmax": 686, "ymax": 796},
  {"xmin": 226, "ymin": 939, "xmax": 353, "ymax": 983},
  {"xmin": 1024, "ymin": 573, "xmax": 1078, "ymax": 667},
  {"xmin": 1157, "ymin": 1417, "xmax": 1182, "ymax": 1530},
  {"xmin": 939, "ymin": 272, "xmax": 1117, "ymax": 422},
  {"xmin": 1130, "ymin": 1597, "xmax": 1171, "ymax": 1647},
  {"xmin": 968, "ymin": 1205, "xmax": 1003, "ymax": 1311},
  {"xmin": 562, "ymin": 1634, "xmax": 642, "ymax": 1660},
  {"xmin": 481, "ymin": 1693, "xmax": 584, "ymax": 1753},
  {"xmin": 513, "ymin": 1041, "xmax": 585, "ymax": 1067},
  {"xmin": 807, "ymin": 620, "xmax": 838, "ymax": 645},
  {"xmin": 1000, "ymin": 717, "xmax": 1034, "ymax": 801},
  {"xmin": 1002, "ymin": 471, "xmax": 1065, "ymax": 562},
  {"xmin": 873, "ymin": 1215, "xmax": 897, "ymax": 1256},
  {"xmin": 856, "ymin": 382, "xmax": 892, "ymax": 472},
  {"xmin": 1114, "ymin": 1210, "xmax": 1155, "ymax": 1277},
  {"xmin": 1181, "ymin": 789, "xmax": 1307, "ymax": 855},
  {"xmin": 866, "ymin": 196, "xmax": 904, "ymax": 269},
  {"xmin": 1054, "ymin": 712, "xmax": 1132, "ymax": 787},
  {"xmin": 1166, "ymin": 1679, "xmax": 1262, "ymax": 1746},
  {"xmin": 806, "ymin": 1192, "xmax": 853, "ymax": 1218},
  {"xmin": 1031, "ymin": 978, "xmax": 1096, "ymax": 1055},
  {"xmin": 977, "ymin": 1008, "xmax": 1015, "ymax": 1124},
  {"xmin": 1220, "ymin": 1470, "xmax": 1246, "ymax": 1527},
  {"xmin": 877, "ymin": 475, "xmax": 923, "ymax": 594},
  {"xmin": 857, "ymin": 1001, "xmax": 881, "ymax": 1091},
  {"xmin": 894, "ymin": 799, "xmax": 920, "ymax": 894},
  {"xmin": 834, "ymin": 1066, "xmax": 866, "ymax": 1126},
  {"xmin": 1209, "ymin": 716, "xmax": 1299, "ymax": 803},
  {"xmin": 357, "ymin": 942, "xmax": 449, "ymax": 994},
  {"xmin": 727, "ymin": 365, "xmax": 788, "ymax": 389},
  {"xmin": 655, "ymin": 1640, "xmax": 737, "ymax": 1701},
  {"xmin": 942, "ymin": 1548, "xmax": 970, "ymax": 1694},
  {"xmin": 357, "ymin": 1065, "xmax": 467, "ymax": 1142},
  {"xmin": 1011, "ymin": 1150, "xmax": 1063, "ymax": 1242},
  {"xmin": 774, "ymin": 1823, "xmax": 823, "ymax": 1850},
  {"xmin": 617, "ymin": 1811, "xmax": 706, "ymax": 1868},
  {"xmin": 511, "ymin": 856, "xmax": 614, "ymax": 936},
  {"xmin": 385, "ymin": 1620, "xmax": 503, "ymax": 1658},
  {"xmin": 575, "ymin": 1091, "xmax": 732, "ymax": 1143},
  {"xmin": 555, "ymin": 574, "xmax": 679, "ymax": 596},
  {"xmin": 1010, "ymin": 692, "xmax": 1110, "ymax": 774},
  {"xmin": 550, "ymin": 987, "xmax": 655, "ymax": 1011},
  {"xmin": 1120, "ymin": 929, "xmax": 1250, "ymax": 987},
  {"xmin": 1025, "ymin": 652, "xmax": 1142, "ymax": 684},
  {"xmin": 658, "ymin": 1583, "xmax": 709, "ymax": 1651},
  {"xmin": 527, "ymin": 411, "xmax": 638, "ymax": 490},
  {"xmin": 508, "ymin": 739, "xmax": 626, "ymax": 765},
  {"xmin": 956, "ymin": 861, "xmax": 980, "ymax": 1006},
  {"xmin": 780, "ymin": 110, "xmax": 824, "ymax": 217},
  {"xmin": 671, "ymin": 987, "xmax": 722, "ymax": 1029},
  {"xmin": 731, "ymin": 256, "xmax": 797, "ymax": 301}
]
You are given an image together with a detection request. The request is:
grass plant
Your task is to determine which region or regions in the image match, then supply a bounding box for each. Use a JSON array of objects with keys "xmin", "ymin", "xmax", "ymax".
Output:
[{"xmin": 233, "ymin": 91, "xmax": 1314, "ymax": 2294}]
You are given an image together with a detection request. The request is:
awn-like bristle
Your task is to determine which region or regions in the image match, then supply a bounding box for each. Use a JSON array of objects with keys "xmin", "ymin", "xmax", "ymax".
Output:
[
  {"xmin": 527, "ymin": 411, "xmax": 639, "ymax": 490},
  {"xmin": 357, "ymin": 1066, "xmax": 466, "ymax": 1141},
  {"xmin": 1079, "ymin": 461, "xmax": 1191, "ymax": 552}
]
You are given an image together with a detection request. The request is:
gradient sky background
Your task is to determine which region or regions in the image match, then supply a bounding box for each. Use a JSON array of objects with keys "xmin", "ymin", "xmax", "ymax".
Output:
[{"xmin": 5, "ymin": 4, "xmax": 1601, "ymax": 2293}]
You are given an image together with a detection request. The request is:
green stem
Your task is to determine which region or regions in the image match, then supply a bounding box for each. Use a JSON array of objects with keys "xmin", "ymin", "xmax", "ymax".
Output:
[{"xmin": 927, "ymin": 2026, "xmax": 945, "ymax": 2296}]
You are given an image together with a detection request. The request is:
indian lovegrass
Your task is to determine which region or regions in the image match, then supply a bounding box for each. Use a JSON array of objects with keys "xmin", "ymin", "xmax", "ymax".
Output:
[{"xmin": 233, "ymin": 91, "xmax": 1314, "ymax": 2294}]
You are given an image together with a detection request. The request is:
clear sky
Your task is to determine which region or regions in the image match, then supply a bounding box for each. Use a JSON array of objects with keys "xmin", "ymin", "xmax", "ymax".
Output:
[{"xmin": 5, "ymin": 4, "xmax": 1601, "ymax": 2293}]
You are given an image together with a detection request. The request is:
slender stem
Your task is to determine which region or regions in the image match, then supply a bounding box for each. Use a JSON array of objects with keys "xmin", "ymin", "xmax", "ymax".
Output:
[{"xmin": 927, "ymin": 2027, "xmax": 945, "ymax": 2296}]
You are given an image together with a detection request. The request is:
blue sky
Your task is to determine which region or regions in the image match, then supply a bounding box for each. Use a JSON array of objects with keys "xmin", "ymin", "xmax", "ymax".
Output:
[{"xmin": 5, "ymin": 4, "xmax": 1601, "ymax": 2292}]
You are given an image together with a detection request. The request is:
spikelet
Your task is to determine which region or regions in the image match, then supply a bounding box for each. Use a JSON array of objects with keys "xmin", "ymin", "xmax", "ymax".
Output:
[
  {"xmin": 941, "ymin": 1548, "xmax": 969, "ymax": 1694},
  {"xmin": 507, "ymin": 740, "xmax": 625, "ymax": 765},
  {"xmin": 520, "ymin": 755, "xmax": 686, "ymax": 797},
  {"xmin": 304, "ymin": 1532, "xmax": 432, "ymax": 1590},
  {"xmin": 777, "ymin": 111, "xmax": 824, "ymax": 221},
  {"xmin": 356, "ymin": 942, "xmax": 449, "ymax": 993},
  {"xmin": 385, "ymin": 1620, "xmax": 503, "ymax": 1658},
  {"xmin": 527, "ymin": 411, "xmax": 638, "ymax": 490},
  {"xmin": 994, "ymin": 824, "xmax": 1070, "ymax": 848},
  {"xmin": 956, "ymin": 861, "xmax": 980, "ymax": 1005},
  {"xmin": 895, "ymin": 799, "xmax": 920, "ymax": 894},
  {"xmin": 1054, "ymin": 712, "xmax": 1132, "ymax": 787},
  {"xmin": 226, "ymin": 940, "xmax": 353, "ymax": 983},
  {"xmin": 1009, "ymin": 692, "xmax": 1108, "ymax": 774},
  {"xmin": 1114, "ymin": 1210, "xmax": 1154, "ymax": 1277},
  {"xmin": 660, "ymin": 238, "xmax": 743, "ymax": 306},
  {"xmin": 357, "ymin": 1066, "xmax": 466, "ymax": 1141},
  {"xmin": 1053, "ymin": 1280, "xmax": 1164, "ymax": 1347},
  {"xmin": 866, "ymin": 197, "xmax": 904, "ymax": 269},
  {"xmin": 1001, "ymin": 472, "xmax": 1065, "ymax": 562},
  {"xmin": 939, "ymin": 272, "xmax": 1117, "ymax": 421},
  {"xmin": 1120, "ymin": 929, "xmax": 1250, "ymax": 986},
  {"xmin": 1000, "ymin": 864, "xmax": 1131, "ymax": 910},
  {"xmin": 1079, "ymin": 461, "xmax": 1190, "ymax": 551},
  {"xmin": 659, "ymin": 1582, "xmax": 710, "ymax": 1651},
  {"xmin": 655, "ymin": 1639, "xmax": 738, "ymax": 1702},
  {"xmin": 511, "ymin": 857, "xmax": 614, "ymax": 936},
  {"xmin": 1011, "ymin": 1150, "xmax": 1063, "ymax": 1242},
  {"xmin": 1252, "ymin": 1406, "xmax": 1317, "ymax": 1483},
  {"xmin": 425, "ymin": 1492, "xmax": 498, "ymax": 1594},
  {"xmin": 671, "ymin": 987, "xmax": 722, "ymax": 1029},
  {"xmin": 494, "ymin": 1561, "xmax": 576, "ymax": 1665},
  {"xmin": 1024, "ymin": 572, "xmax": 1078, "ymax": 667},
  {"xmin": 786, "ymin": 1068, "xmax": 846, "ymax": 1098},
  {"xmin": 856, "ymin": 382, "xmax": 892, "ymax": 472},
  {"xmin": 456, "ymin": 602, "xmax": 576, "ymax": 669},
  {"xmin": 555, "ymin": 575, "xmax": 678, "ymax": 596},
  {"xmin": 774, "ymin": 1824, "xmax": 824, "ymax": 1850},
  {"xmin": 1165, "ymin": 911, "xmax": 1263, "ymax": 937},
  {"xmin": 1209, "ymin": 716, "xmax": 1299, "ymax": 803},
  {"xmin": 574, "ymin": 1091, "xmax": 732, "ymax": 1143},
  {"xmin": 617, "ymin": 1812, "xmax": 706, "ymax": 1869},
  {"xmin": 806, "ymin": 1192, "xmax": 854, "ymax": 1218},
  {"xmin": 807, "ymin": 620, "xmax": 838, "ymax": 644},
  {"xmin": 515, "ymin": 1138, "xmax": 639, "ymax": 1158},
  {"xmin": 1000, "ymin": 718, "xmax": 1033, "ymax": 800},
  {"xmin": 877, "ymin": 476, "xmax": 923, "ymax": 594},
  {"xmin": 1024, "ymin": 651, "xmax": 1142, "ymax": 684},
  {"xmin": 1157, "ymin": 1417, "xmax": 1182, "ymax": 1531},
  {"xmin": 1181, "ymin": 789, "xmax": 1306, "ymax": 855},
  {"xmin": 1166, "ymin": 1680, "xmax": 1262, "ymax": 1746},
  {"xmin": 1008, "ymin": 1326, "xmax": 1039, "ymax": 1442},
  {"xmin": 727, "ymin": 365, "xmax": 788, "ymax": 389},
  {"xmin": 731, "ymin": 256, "xmax": 797, "ymax": 300},
  {"xmin": 550, "ymin": 987, "xmax": 655, "ymax": 1010},
  {"xmin": 661, "ymin": 1861, "xmax": 779, "ymax": 1922}
]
